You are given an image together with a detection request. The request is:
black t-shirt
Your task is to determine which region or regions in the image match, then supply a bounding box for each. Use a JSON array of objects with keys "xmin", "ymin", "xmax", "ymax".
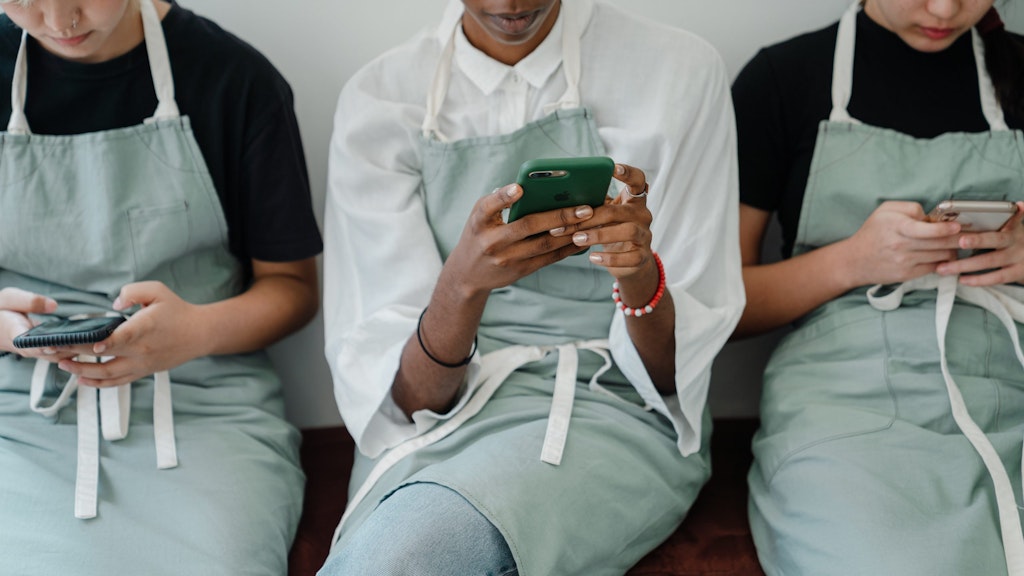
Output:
[
  {"xmin": 733, "ymin": 11, "xmax": 1024, "ymax": 258},
  {"xmin": 0, "ymin": 3, "xmax": 323, "ymax": 277}
]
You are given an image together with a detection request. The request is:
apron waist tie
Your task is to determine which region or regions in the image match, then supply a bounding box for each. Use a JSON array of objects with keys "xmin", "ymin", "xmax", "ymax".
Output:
[
  {"xmin": 332, "ymin": 338, "xmax": 613, "ymax": 544},
  {"xmin": 29, "ymin": 358, "xmax": 178, "ymax": 519},
  {"xmin": 868, "ymin": 274, "xmax": 1024, "ymax": 574}
]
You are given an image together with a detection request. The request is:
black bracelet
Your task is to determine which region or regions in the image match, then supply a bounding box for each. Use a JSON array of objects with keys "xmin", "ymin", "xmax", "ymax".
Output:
[{"xmin": 416, "ymin": 307, "xmax": 477, "ymax": 368}]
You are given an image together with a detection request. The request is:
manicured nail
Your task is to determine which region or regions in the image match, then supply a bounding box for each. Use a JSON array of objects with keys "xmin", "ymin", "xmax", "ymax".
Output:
[
  {"xmin": 573, "ymin": 232, "xmax": 588, "ymax": 244},
  {"xmin": 615, "ymin": 164, "xmax": 625, "ymax": 175},
  {"xmin": 550, "ymin": 227, "xmax": 565, "ymax": 235},
  {"xmin": 589, "ymin": 253, "xmax": 603, "ymax": 263},
  {"xmin": 504, "ymin": 185, "xmax": 518, "ymax": 199},
  {"xmin": 93, "ymin": 343, "xmax": 107, "ymax": 354},
  {"xmin": 42, "ymin": 348, "xmax": 56, "ymax": 355},
  {"xmin": 575, "ymin": 206, "xmax": 593, "ymax": 218}
]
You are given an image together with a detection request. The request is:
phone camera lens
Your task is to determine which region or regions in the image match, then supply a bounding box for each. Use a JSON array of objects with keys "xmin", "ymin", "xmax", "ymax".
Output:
[{"xmin": 529, "ymin": 171, "xmax": 553, "ymax": 179}]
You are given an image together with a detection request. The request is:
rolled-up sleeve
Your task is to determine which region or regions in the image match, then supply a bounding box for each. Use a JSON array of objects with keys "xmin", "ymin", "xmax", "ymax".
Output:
[
  {"xmin": 607, "ymin": 44, "xmax": 745, "ymax": 457},
  {"xmin": 323, "ymin": 47, "xmax": 483, "ymax": 458}
]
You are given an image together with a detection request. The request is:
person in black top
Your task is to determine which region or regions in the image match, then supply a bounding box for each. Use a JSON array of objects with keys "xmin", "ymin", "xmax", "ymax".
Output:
[
  {"xmin": 0, "ymin": 1, "xmax": 321, "ymax": 574},
  {"xmin": 733, "ymin": 1, "xmax": 1024, "ymax": 574}
]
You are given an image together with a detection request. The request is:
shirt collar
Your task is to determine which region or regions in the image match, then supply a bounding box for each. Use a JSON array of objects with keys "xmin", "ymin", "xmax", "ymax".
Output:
[{"xmin": 448, "ymin": 6, "xmax": 566, "ymax": 96}]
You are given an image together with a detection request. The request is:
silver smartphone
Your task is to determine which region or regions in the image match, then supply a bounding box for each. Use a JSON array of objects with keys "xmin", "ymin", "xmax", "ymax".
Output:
[{"xmin": 928, "ymin": 200, "xmax": 1017, "ymax": 232}]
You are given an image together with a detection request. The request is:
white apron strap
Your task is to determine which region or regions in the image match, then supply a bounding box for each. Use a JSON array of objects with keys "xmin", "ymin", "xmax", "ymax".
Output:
[
  {"xmin": 153, "ymin": 370, "xmax": 178, "ymax": 469},
  {"xmin": 541, "ymin": 340, "xmax": 613, "ymax": 465},
  {"xmin": 138, "ymin": 0, "xmax": 180, "ymax": 122},
  {"xmin": 75, "ymin": 384, "xmax": 100, "ymax": 519},
  {"xmin": 828, "ymin": 1, "xmax": 860, "ymax": 124},
  {"xmin": 332, "ymin": 338, "xmax": 611, "ymax": 545},
  {"xmin": 421, "ymin": 2, "xmax": 582, "ymax": 140},
  {"xmin": 6, "ymin": 0, "xmax": 179, "ymax": 135},
  {"xmin": 29, "ymin": 356, "xmax": 177, "ymax": 518},
  {"xmin": 869, "ymin": 275, "xmax": 1024, "ymax": 574},
  {"xmin": 7, "ymin": 31, "xmax": 30, "ymax": 135},
  {"xmin": 972, "ymin": 27, "xmax": 1009, "ymax": 131},
  {"xmin": 100, "ymin": 384, "xmax": 131, "ymax": 440}
]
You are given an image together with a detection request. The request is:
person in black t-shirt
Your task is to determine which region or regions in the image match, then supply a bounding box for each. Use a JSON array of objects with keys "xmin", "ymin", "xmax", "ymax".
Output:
[
  {"xmin": 733, "ymin": 1, "xmax": 1024, "ymax": 575},
  {"xmin": 0, "ymin": 1, "xmax": 320, "ymax": 574}
]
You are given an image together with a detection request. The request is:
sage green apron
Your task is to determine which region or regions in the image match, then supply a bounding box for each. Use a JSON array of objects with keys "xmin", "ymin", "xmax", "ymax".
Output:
[
  {"xmin": 0, "ymin": 2, "xmax": 303, "ymax": 574},
  {"xmin": 331, "ymin": 5, "xmax": 710, "ymax": 575},
  {"xmin": 749, "ymin": 3, "xmax": 1024, "ymax": 575}
]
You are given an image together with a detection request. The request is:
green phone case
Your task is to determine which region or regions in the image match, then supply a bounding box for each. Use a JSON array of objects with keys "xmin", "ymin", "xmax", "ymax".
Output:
[{"xmin": 507, "ymin": 156, "xmax": 615, "ymax": 223}]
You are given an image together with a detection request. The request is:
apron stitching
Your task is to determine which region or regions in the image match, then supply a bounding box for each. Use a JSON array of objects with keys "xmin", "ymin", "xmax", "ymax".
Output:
[
  {"xmin": 962, "ymin": 135, "xmax": 1024, "ymax": 171},
  {"xmin": 531, "ymin": 116, "xmax": 582, "ymax": 157},
  {"xmin": 880, "ymin": 310, "xmax": 903, "ymax": 422},
  {"xmin": 765, "ymin": 313, "xmax": 898, "ymax": 487},
  {"xmin": 810, "ymin": 128, "xmax": 877, "ymax": 174},
  {"xmin": 765, "ymin": 425, "xmax": 895, "ymax": 487},
  {"xmin": 420, "ymin": 143, "xmax": 446, "ymax": 185}
]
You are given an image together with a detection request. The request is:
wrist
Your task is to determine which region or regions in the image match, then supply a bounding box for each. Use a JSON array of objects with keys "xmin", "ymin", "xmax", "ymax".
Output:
[
  {"xmin": 827, "ymin": 238, "xmax": 867, "ymax": 292},
  {"xmin": 613, "ymin": 253, "xmax": 666, "ymax": 317}
]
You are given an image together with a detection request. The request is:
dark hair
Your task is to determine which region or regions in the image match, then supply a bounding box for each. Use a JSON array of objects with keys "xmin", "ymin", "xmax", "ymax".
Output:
[{"xmin": 983, "ymin": 7, "xmax": 1024, "ymax": 119}]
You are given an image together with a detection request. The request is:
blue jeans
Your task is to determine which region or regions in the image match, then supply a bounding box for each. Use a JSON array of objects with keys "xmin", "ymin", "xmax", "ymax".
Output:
[{"xmin": 317, "ymin": 482, "xmax": 519, "ymax": 576}]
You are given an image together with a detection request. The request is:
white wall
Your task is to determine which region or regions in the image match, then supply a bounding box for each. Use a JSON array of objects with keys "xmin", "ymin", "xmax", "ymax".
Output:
[{"xmin": 189, "ymin": 0, "xmax": 1024, "ymax": 427}]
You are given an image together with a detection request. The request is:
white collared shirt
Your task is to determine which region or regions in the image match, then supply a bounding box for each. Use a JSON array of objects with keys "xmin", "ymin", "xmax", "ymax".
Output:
[{"xmin": 324, "ymin": 0, "xmax": 745, "ymax": 459}]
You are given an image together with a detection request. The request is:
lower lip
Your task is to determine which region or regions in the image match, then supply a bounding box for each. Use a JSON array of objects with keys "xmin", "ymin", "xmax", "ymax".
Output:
[
  {"xmin": 487, "ymin": 12, "xmax": 539, "ymax": 35},
  {"xmin": 53, "ymin": 33, "xmax": 90, "ymax": 48},
  {"xmin": 920, "ymin": 27, "xmax": 954, "ymax": 40}
]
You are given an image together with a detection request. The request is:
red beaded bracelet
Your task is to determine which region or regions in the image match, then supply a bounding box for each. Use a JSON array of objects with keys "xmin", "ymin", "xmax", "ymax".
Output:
[{"xmin": 612, "ymin": 252, "xmax": 666, "ymax": 318}]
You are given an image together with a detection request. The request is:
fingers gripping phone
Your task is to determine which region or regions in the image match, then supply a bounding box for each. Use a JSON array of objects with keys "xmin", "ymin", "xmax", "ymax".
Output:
[
  {"xmin": 506, "ymin": 156, "xmax": 615, "ymax": 223},
  {"xmin": 13, "ymin": 315, "xmax": 126, "ymax": 349},
  {"xmin": 928, "ymin": 200, "xmax": 1018, "ymax": 232}
]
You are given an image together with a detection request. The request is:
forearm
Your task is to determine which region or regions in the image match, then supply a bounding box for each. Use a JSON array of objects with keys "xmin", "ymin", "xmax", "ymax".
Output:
[
  {"xmin": 391, "ymin": 265, "xmax": 489, "ymax": 417},
  {"xmin": 734, "ymin": 240, "xmax": 858, "ymax": 338},
  {"xmin": 195, "ymin": 258, "xmax": 319, "ymax": 356},
  {"xmin": 617, "ymin": 258, "xmax": 676, "ymax": 393}
]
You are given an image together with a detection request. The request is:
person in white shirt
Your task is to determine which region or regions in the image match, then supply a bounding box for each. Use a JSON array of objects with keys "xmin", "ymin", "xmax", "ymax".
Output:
[{"xmin": 321, "ymin": 1, "xmax": 744, "ymax": 574}]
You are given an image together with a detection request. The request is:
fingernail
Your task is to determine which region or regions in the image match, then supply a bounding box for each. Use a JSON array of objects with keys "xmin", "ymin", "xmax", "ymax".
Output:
[
  {"xmin": 573, "ymin": 232, "xmax": 588, "ymax": 244},
  {"xmin": 615, "ymin": 164, "xmax": 625, "ymax": 175},
  {"xmin": 93, "ymin": 343, "xmax": 106, "ymax": 354},
  {"xmin": 549, "ymin": 227, "xmax": 565, "ymax": 235},
  {"xmin": 42, "ymin": 348, "xmax": 56, "ymax": 355},
  {"xmin": 589, "ymin": 253, "xmax": 603, "ymax": 263},
  {"xmin": 57, "ymin": 361, "xmax": 70, "ymax": 372},
  {"xmin": 112, "ymin": 298, "xmax": 124, "ymax": 310},
  {"xmin": 504, "ymin": 185, "xmax": 518, "ymax": 199},
  {"xmin": 575, "ymin": 206, "xmax": 592, "ymax": 218}
]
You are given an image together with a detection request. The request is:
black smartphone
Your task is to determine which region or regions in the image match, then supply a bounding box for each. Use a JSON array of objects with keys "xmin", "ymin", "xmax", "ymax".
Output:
[
  {"xmin": 13, "ymin": 316, "xmax": 126, "ymax": 349},
  {"xmin": 506, "ymin": 156, "xmax": 615, "ymax": 223}
]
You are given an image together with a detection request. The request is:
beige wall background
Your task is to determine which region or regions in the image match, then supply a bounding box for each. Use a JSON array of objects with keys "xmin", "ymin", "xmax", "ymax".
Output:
[{"xmin": 187, "ymin": 0, "xmax": 1024, "ymax": 428}]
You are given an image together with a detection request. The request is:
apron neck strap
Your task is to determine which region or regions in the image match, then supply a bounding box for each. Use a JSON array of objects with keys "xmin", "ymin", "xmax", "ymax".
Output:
[
  {"xmin": 7, "ymin": 0, "xmax": 180, "ymax": 135},
  {"xmin": 138, "ymin": 0, "xmax": 180, "ymax": 123},
  {"xmin": 829, "ymin": 0, "xmax": 1007, "ymax": 131},
  {"xmin": 421, "ymin": 1, "xmax": 583, "ymax": 141}
]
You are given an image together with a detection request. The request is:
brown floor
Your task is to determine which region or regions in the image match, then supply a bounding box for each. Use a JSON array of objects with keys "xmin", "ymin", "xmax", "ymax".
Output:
[{"xmin": 288, "ymin": 418, "xmax": 765, "ymax": 576}]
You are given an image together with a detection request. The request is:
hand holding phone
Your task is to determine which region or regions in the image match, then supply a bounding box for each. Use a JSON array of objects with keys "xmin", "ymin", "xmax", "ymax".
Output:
[
  {"xmin": 506, "ymin": 156, "xmax": 615, "ymax": 223},
  {"xmin": 13, "ymin": 315, "xmax": 126, "ymax": 349}
]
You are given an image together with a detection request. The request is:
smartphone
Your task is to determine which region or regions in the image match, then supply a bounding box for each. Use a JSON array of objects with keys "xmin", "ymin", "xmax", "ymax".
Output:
[
  {"xmin": 13, "ymin": 316, "xmax": 126, "ymax": 349},
  {"xmin": 506, "ymin": 156, "xmax": 615, "ymax": 223},
  {"xmin": 928, "ymin": 200, "xmax": 1017, "ymax": 232}
]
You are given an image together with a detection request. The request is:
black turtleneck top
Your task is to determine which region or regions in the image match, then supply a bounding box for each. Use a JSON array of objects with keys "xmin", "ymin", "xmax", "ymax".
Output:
[{"xmin": 733, "ymin": 11, "xmax": 1024, "ymax": 258}]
